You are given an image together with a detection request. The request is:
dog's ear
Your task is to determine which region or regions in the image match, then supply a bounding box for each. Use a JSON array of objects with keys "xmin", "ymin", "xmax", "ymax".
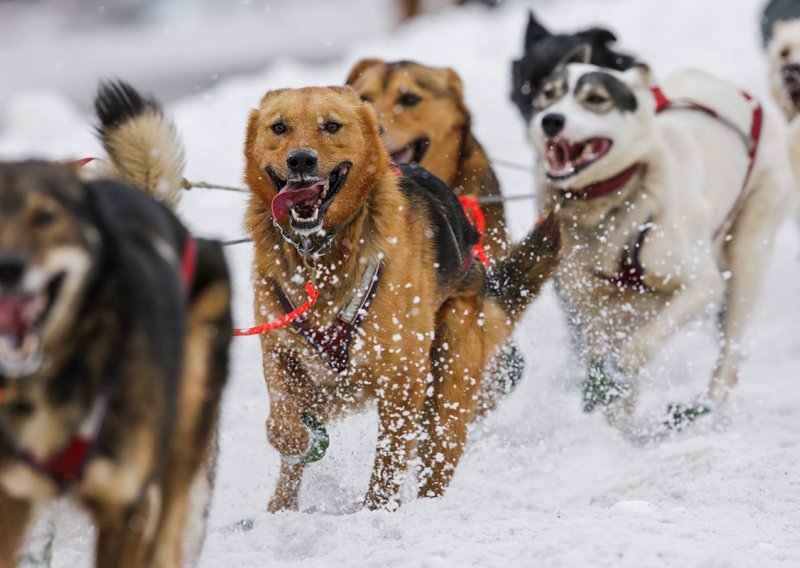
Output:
[
  {"xmin": 554, "ymin": 43, "xmax": 592, "ymax": 72},
  {"xmin": 346, "ymin": 58, "xmax": 384, "ymax": 86},
  {"xmin": 581, "ymin": 27, "xmax": 617, "ymax": 46},
  {"xmin": 622, "ymin": 63, "xmax": 651, "ymax": 89},
  {"xmin": 443, "ymin": 68, "xmax": 465, "ymax": 101},
  {"xmin": 524, "ymin": 10, "xmax": 550, "ymax": 46}
]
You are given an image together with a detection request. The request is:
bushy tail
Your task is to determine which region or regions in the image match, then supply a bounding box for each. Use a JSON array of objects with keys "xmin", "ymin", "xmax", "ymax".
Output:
[
  {"xmin": 93, "ymin": 79, "xmax": 185, "ymax": 209},
  {"xmin": 488, "ymin": 209, "xmax": 561, "ymax": 324}
]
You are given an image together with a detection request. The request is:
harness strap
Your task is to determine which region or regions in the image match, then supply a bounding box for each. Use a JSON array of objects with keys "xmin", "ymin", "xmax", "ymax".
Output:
[
  {"xmin": 457, "ymin": 195, "xmax": 490, "ymax": 265},
  {"xmin": 273, "ymin": 261, "xmax": 382, "ymax": 374},
  {"xmin": 560, "ymin": 163, "xmax": 642, "ymax": 202},
  {"xmin": 596, "ymin": 220, "xmax": 654, "ymax": 290},
  {"xmin": 596, "ymin": 87, "xmax": 763, "ymax": 290},
  {"xmin": 650, "ymin": 86, "xmax": 763, "ymax": 240},
  {"xmin": 180, "ymin": 235, "xmax": 198, "ymax": 295}
]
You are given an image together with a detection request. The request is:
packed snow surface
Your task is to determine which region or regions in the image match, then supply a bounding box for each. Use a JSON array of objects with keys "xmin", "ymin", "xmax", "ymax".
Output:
[{"xmin": 2, "ymin": 0, "xmax": 799, "ymax": 566}]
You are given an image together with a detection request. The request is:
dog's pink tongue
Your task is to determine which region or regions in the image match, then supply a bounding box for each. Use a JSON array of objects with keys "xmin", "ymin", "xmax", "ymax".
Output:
[
  {"xmin": 271, "ymin": 180, "xmax": 325, "ymax": 220},
  {"xmin": 0, "ymin": 296, "xmax": 36, "ymax": 340},
  {"xmin": 391, "ymin": 146, "xmax": 415, "ymax": 165},
  {"xmin": 547, "ymin": 140, "xmax": 570, "ymax": 171}
]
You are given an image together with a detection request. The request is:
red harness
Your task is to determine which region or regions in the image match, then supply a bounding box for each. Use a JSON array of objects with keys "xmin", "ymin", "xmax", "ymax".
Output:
[
  {"xmin": 594, "ymin": 87, "xmax": 763, "ymax": 289},
  {"xmin": 0, "ymin": 235, "xmax": 199, "ymax": 489}
]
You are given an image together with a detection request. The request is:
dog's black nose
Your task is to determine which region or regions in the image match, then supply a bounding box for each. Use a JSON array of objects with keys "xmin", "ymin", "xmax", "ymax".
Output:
[
  {"xmin": 541, "ymin": 113, "xmax": 566, "ymax": 138},
  {"xmin": 286, "ymin": 150, "xmax": 318, "ymax": 175},
  {"xmin": 0, "ymin": 254, "xmax": 26, "ymax": 288}
]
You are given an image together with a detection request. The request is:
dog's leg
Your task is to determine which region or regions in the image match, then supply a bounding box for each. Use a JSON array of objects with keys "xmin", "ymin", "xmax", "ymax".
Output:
[
  {"xmin": 417, "ymin": 293, "xmax": 485, "ymax": 498},
  {"xmin": 710, "ymin": 186, "xmax": 787, "ymax": 402},
  {"xmin": 93, "ymin": 496, "xmax": 157, "ymax": 568},
  {"xmin": 363, "ymin": 366, "xmax": 427, "ymax": 510},
  {"xmin": 617, "ymin": 268, "xmax": 725, "ymax": 374},
  {"xmin": 0, "ymin": 492, "xmax": 33, "ymax": 567},
  {"xmin": 265, "ymin": 350, "xmax": 319, "ymax": 512}
]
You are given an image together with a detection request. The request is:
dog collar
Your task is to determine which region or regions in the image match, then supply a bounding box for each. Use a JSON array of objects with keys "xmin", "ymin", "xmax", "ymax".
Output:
[{"xmin": 558, "ymin": 163, "xmax": 642, "ymax": 202}]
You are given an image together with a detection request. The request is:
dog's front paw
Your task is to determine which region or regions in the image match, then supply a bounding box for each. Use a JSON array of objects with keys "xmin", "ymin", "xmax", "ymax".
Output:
[
  {"xmin": 295, "ymin": 411, "xmax": 329, "ymax": 464},
  {"xmin": 582, "ymin": 359, "xmax": 631, "ymax": 413},
  {"xmin": 663, "ymin": 395, "xmax": 716, "ymax": 431}
]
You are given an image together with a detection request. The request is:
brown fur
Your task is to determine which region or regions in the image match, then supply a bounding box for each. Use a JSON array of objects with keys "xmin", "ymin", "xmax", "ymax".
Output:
[
  {"xmin": 0, "ymin": 162, "xmax": 231, "ymax": 567},
  {"xmin": 346, "ymin": 59, "xmax": 510, "ymax": 261},
  {"xmin": 244, "ymin": 86, "xmax": 557, "ymax": 510}
]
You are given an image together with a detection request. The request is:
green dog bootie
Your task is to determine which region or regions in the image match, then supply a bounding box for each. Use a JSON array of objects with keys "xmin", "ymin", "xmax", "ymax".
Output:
[
  {"xmin": 663, "ymin": 396, "xmax": 716, "ymax": 431},
  {"xmin": 496, "ymin": 341, "xmax": 525, "ymax": 395},
  {"xmin": 296, "ymin": 411, "xmax": 329, "ymax": 464},
  {"xmin": 582, "ymin": 360, "xmax": 630, "ymax": 413}
]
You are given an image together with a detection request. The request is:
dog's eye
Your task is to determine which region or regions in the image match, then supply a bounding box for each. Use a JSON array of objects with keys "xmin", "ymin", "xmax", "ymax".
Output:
[
  {"xmin": 586, "ymin": 94, "xmax": 608, "ymax": 105},
  {"xmin": 781, "ymin": 47, "xmax": 791, "ymax": 59},
  {"xmin": 397, "ymin": 93, "xmax": 421, "ymax": 107},
  {"xmin": 32, "ymin": 208, "xmax": 56, "ymax": 228},
  {"xmin": 541, "ymin": 88, "xmax": 556, "ymax": 100},
  {"xmin": 360, "ymin": 95, "xmax": 372, "ymax": 103},
  {"xmin": 271, "ymin": 122, "xmax": 287, "ymax": 135},
  {"xmin": 323, "ymin": 121, "xmax": 342, "ymax": 134}
]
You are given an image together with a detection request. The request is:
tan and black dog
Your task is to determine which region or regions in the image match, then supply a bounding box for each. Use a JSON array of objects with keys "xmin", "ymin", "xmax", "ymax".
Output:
[
  {"xmin": 346, "ymin": 59, "xmax": 510, "ymax": 261},
  {"xmin": 0, "ymin": 82, "xmax": 232, "ymax": 567},
  {"xmin": 244, "ymin": 86, "xmax": 559, "ymax": 511}
]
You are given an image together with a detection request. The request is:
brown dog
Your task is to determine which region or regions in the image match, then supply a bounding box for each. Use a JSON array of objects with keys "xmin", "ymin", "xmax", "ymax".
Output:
[
  {"xmin": 244, "ymin": 86, "xmax": 559, "ymax": 511},
  {"xmin": 0, "ymin": 82, "xmax": 232, "ymax": 567},
  {"xmin": 346, "ymin": 59, "xmax": 510, "ymax": 261}
]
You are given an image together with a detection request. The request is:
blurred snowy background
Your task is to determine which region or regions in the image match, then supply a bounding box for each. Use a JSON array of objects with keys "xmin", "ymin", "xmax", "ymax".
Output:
[{"xmin": 3, "ymin": 0, "xmax": 800, "ymax": 566}]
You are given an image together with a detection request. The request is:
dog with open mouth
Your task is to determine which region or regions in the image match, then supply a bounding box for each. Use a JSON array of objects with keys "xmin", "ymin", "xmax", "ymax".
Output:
[
  {"xmin": 345, "ymin": 59, "xmax": 510, "ymax": 260},
  {"xmin": 529, "ymin": 46, "xmax": 795, "ymax": 430},
  {"xmin": 511, "ymin": 9, "xmax": 636, "ymax": 125},
  {"xmin": 0, "ymin": 82, "xmax": 232, "ymax": 567},
  {"xmin": 244, "ymin": 86, "xmax": 560, "ymax": 511}
]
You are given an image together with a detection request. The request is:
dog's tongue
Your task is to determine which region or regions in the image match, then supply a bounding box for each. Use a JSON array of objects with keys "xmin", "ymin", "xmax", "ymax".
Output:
[
  {"xmin": 0, "ymin": 296, "xmax": 38, "ymax": 342},
  {"xmin": 271, "ymin": 179, "xmax": 326, "ymax": 220},
  {"xmin": 546, "ymin": 140, "xmax": 571, "ymax": 171},
  {"xmin": 391, "ymin": 146, "xmax": 415, "ymax": 165}
]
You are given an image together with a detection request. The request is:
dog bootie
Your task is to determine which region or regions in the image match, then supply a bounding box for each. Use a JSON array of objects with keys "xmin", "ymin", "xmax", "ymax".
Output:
[
  {"xmin": 663, "ymin": 395, "xmax": 716, "ymax": 431},
  {"xmin": 296, "ymin": 411, "xmax": 330, "ymax": 464},
  {"xmin": 495, "ymin": 341, "xmax": 525, "ymax": 395},
  {"xmin": 582, "ymin": 359, "xmax": 631, "ymax": 413}
]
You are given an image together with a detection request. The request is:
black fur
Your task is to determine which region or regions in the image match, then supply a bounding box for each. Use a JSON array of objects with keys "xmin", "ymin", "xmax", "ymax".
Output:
[
  {"xmin": 397, "ymin": 164, "xmax": 479, "ymax": 287},
  {"xmin": 94, "ymin": 79, "xmax": 161, "ymax": 134},
  {"xmin": 575, "ymin": 71, "xmax": 638, "ymax": 112},
  {"xmin": 511, "ymin": 10, "xmax": 636, "ymax": 122}
]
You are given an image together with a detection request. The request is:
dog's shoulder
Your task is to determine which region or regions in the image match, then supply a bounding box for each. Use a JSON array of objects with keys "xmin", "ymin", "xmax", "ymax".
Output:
[{"xmin": 396, "ymin": 164, "xmax": 479, "ymax": 281}]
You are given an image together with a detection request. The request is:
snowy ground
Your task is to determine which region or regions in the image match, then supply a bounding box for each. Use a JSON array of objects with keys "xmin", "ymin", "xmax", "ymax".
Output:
[{"xmin": 2, "ymin": 0, "xmax": 800, "ymax": 566}]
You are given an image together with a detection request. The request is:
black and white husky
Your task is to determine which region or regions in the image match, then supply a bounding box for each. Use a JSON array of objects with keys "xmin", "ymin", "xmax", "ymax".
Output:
[{"xmin": 529, "ymin": 46, "xmax": 795, "ymax": 429}]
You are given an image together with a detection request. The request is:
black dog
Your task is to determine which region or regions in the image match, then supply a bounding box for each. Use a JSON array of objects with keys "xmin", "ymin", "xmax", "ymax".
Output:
[{"xmin": 511, "ymin": 10, "xmax": 636, "ymax": 122}]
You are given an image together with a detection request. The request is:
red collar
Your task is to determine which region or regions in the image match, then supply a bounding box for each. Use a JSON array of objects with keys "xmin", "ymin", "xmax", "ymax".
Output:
[{"xmin": 559, "ymin": 163, "xmax": 642, "ymax": 201}]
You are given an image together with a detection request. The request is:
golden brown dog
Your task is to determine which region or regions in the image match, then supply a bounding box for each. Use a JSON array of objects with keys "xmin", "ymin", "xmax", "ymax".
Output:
[
  {"xmin": 244, "ymin": 86, "xmax": 559, "ymax": 511},
  {"xmin": 0, "ymin": 82, "xmax": 232, "ymax": 567},
  {"xmin": 346, "ymin": 59, "xmax": 510, "ymax": 261}
]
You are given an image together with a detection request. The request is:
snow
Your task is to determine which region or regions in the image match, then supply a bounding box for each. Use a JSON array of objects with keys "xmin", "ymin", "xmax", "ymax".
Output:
[{"xmin": 3, "ymin": 0, "xmax": 800, "ymax": 566}]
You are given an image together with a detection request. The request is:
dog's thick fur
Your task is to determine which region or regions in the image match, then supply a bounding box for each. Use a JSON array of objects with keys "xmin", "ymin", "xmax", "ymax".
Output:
[
  {"xmin": 244, "ymin": 86, "xmax": 559, "ymax": 511},
  {"xmin": 346, "ymin": 59, "xmax": 510, "ymax": 260},
  {"xmin": 91, "ymin": 81, "xmax": 185, "ymax": 209},
  {"xmin": 529, "ymin": 54, "xmax": 794, "ymax": 422},
  {"xmin": 511, "ymin": 10, "xmax": 635, "ymax": 123},
  {"xmin": 0, "ymin": 83, "xmax": 231, "ymax": 566}
]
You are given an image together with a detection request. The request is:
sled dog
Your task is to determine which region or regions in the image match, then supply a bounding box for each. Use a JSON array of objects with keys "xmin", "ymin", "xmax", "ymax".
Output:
[
  {"xmin": 243, "ymin": 86, "xmax": 560, "ymax": 511},
  {"xmin": 528, "ymin": 47, "xmax": 794, "ymax": 427},
  {"xmin": 0, "ymin": 81, "xmax": 232, "ymax": 566}
]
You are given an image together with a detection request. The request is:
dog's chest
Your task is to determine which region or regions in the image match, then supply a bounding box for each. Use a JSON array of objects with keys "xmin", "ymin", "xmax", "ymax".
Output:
[{"xmin": 0, "ymin": 405, "xmax": 70, "ymax": 500}]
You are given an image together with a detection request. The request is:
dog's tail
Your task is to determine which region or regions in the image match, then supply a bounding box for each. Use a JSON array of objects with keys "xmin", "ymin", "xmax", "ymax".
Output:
[
  {"xmin": 93, "ymin": 80, "xmax": 185, "ymax": 209},
  {"xmin": 487, "ymin": 209, "xmax": 561, "ymax": 325}
]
